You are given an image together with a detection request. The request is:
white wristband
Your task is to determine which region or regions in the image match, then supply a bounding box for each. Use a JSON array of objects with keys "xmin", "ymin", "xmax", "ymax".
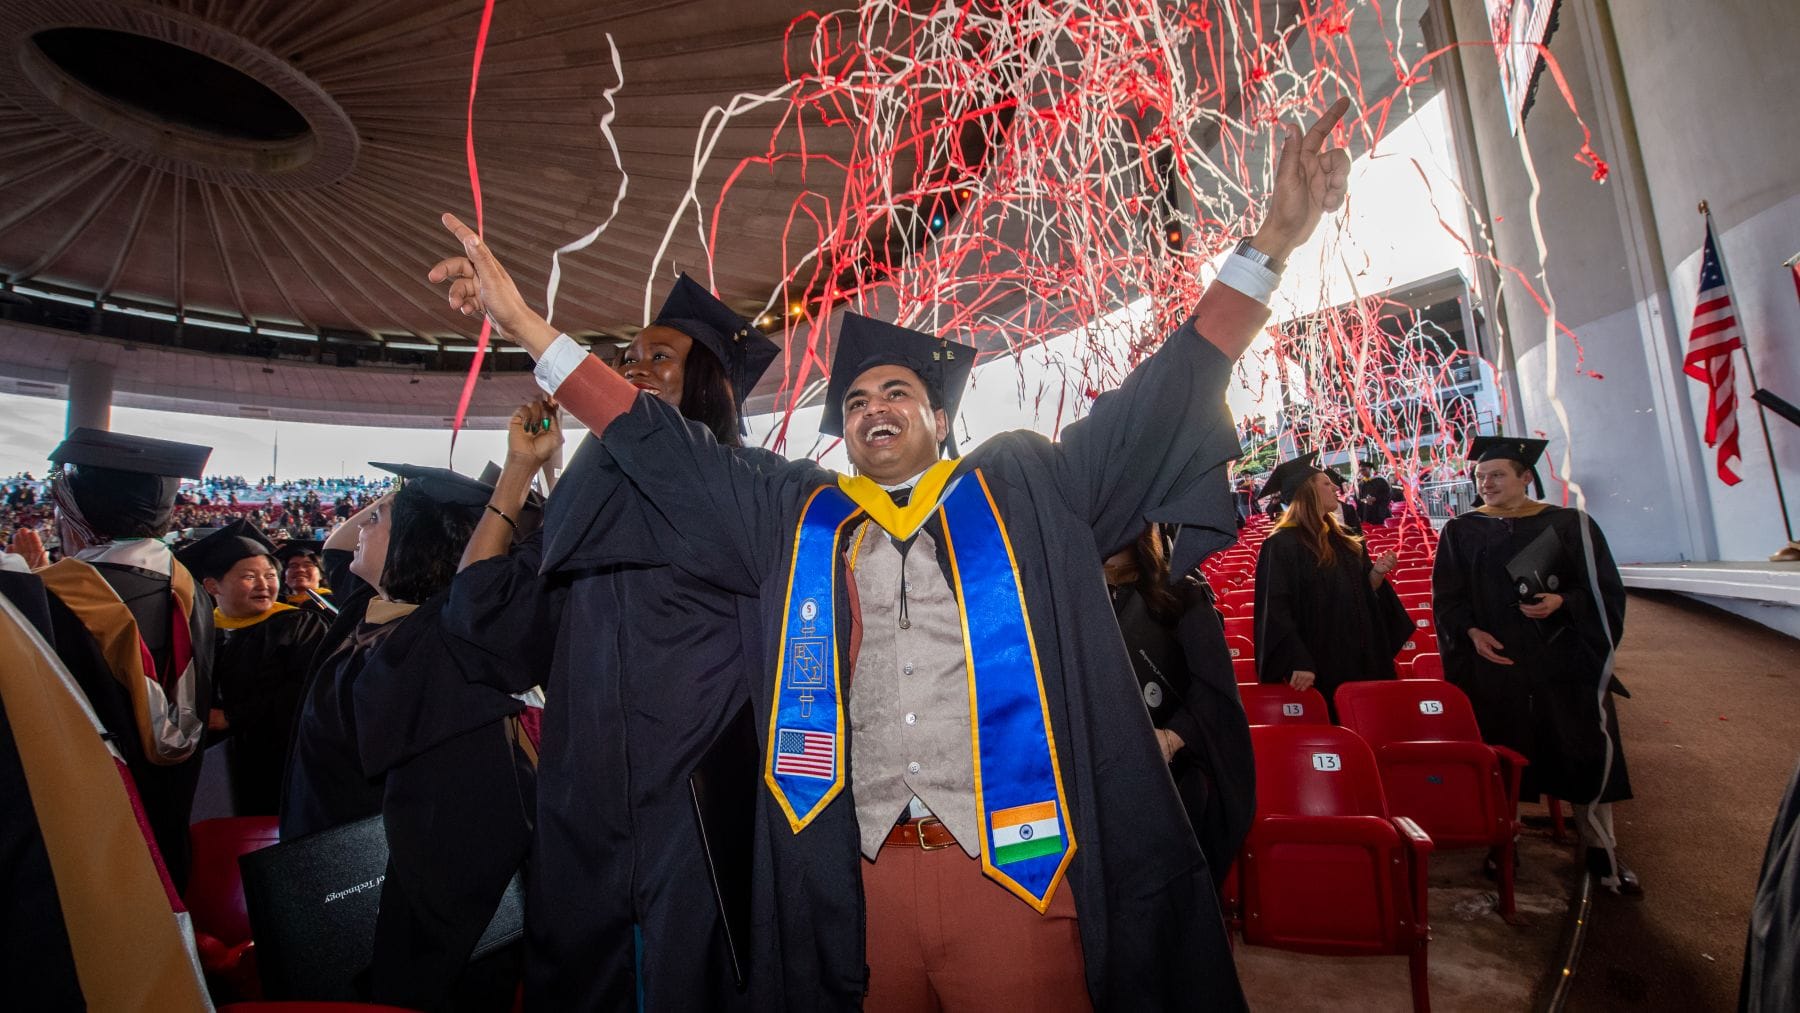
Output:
[
  {"xmin": 532, "ymin": 333, "xmax": 590, "ymax": 395},
  {"xmin": 1216, "ymin": 251, "xmax": 1281, "ymax": 306}
]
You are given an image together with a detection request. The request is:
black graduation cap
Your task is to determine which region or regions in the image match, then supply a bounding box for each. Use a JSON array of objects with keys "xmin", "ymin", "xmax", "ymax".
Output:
[
  {"xmin": 1467, "ymin": 435, "xmax": 1548, "ymax": 498},
  {"xmin": 177, "ymin": 518, "xmax": 277, "ymax": 581},
  {"xmin": 1256, "ymin": 451, "xmax": 1324, "ymax": 505},
  {"xmin": 274, "ymin": 539, "xmax": 324, "ymax": 565},
  {"xmin": 477, "ymin": 462, "xmax": 545, "ymax": 511},
  {"xmin": 49, "ymin": 427, "xmax": 211, "ymax": 478},
  {"xmin": 651, "ymin": 274, "xmax": 781, "ymax": 415},
  {"xmin": 819, "ymin": 313, "xmax": 977, "ymax": 454},
  {"xmin": 370, "ymin": 462, "xmax": 493, "ymax": 514}
]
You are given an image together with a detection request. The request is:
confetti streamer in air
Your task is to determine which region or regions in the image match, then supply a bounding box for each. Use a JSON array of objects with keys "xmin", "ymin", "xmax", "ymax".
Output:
[
  {"xmin": 546, "ymin": 33, "xmax": 629, "ymax": 327},
  {"xmin": 635, "ymin": 0, "xmax": 1609, "ymax": 525},
  {"xmin": 450, "ymin": 0, "xmax": 498, "ymax": 460}
]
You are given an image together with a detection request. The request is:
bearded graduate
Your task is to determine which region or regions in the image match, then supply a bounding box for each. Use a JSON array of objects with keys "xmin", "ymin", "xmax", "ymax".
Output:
[
  {"xmin": 178, "ymin": 519, "xmax": 328, "ymax": 816},
  {"xmin": 1253, "ymin": 452, "xmax": 1411, "ymax": 713},
  {"xmin": 429, "ymin": 97, "xmax": 1355, "ymax": 1011},
  {"xmin": 1432, "ymin": 436, "xmax": 1637, "ymax": 892},
  {"xmin": 35, "ymin": 429, "xmax": 214, "ymax": 887},
  {"xmin": 436, "ymin": 278, "xmax": 784, "ymax": 1011}
]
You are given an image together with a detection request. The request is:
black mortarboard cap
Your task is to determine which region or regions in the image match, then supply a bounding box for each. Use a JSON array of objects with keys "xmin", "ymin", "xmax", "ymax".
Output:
[
  {"xmin": 177, "ymin": 518, "xmax": 277, "ymax": 581},
  {"xmin": 819, "ymin": 313, "xmax": 976, "ymax": 454},
  {"xmin": 477, "ymin": 461, "xmax": 545, "ymax": 511},
  {"xmin": 49, "ymin": 427, "xmax": 211, "ymax": 479},
  {"xmin": 1467, "ymin": 436, "xmax": 1548, "ymax": 468},
  {"xmin": 1257, "ymin": 451, "xmax": 1324, "ymax": 504},
  {"xmin": 370, "ymin": 462, "xmax": 493, "ymax": 511},
  {"xmin": 651, "ymin": 274, "xmax": 781, "ymax": 417},
  {"xmin": 274, "ymin": 539, "xmax": 324, "ymax": 565}
]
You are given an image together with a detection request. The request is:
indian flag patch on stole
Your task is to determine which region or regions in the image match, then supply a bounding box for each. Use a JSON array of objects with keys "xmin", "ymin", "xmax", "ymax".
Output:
[{"xmin": 991, "ymin": 801, "xmax": 1064, "ymax": 866}]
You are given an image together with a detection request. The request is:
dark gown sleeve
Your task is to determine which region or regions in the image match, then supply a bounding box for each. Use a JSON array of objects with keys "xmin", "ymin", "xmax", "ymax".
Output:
[
  {"xmin": 1431, "ymin": 518, "xmax": 1478, "ymax": 659},
  {"xmin": 600, "ymin": 395, "xmax": 818, "ymax": 595},
  {"xmin": 1362, "ymin": 547, "xmax": 1414, "ymax": 658},
  {"xmin": 1168, "ymin": 580, "xmax": 1255, "ymax": 882},
  {"xmin": 1253, "ymin": 533, "xmax": 1315, "ymax": 683},
  {"xmin": 222, "ymin": 611, "xmax": 330, "ymax": 735},
  {"xmin": 1043, "ymin": 319, "xmax": 1244, "ymax": 573},
  {"xmin": 440, "ymin": 531, "xmax": 564, "ymax": 693}
]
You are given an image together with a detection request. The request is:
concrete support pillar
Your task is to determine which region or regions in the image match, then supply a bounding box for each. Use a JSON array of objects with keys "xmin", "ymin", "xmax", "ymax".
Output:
[{"xmin": 65, "ymin": 359, "xmax": 115, "ymax": 434}]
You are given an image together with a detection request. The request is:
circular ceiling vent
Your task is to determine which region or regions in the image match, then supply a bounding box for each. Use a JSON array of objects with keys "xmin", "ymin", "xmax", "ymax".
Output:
[{"xmin": 2, "ymin": 4, "xmax": 356, "ymax": 190}]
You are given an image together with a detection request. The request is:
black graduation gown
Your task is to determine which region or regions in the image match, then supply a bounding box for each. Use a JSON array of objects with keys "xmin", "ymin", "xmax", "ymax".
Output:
[
  {"xmin": 1359, "ymin": 477, "xmax": 1393, "ymax": 525},
  {"xmin": 41, "ymin": 554, "xmax": 213, "ymax": 887},
  {"xmin": 1339, "ymin": 499, "xmax": 1363, "ymax": 534},
  {"xmin": 442, "ymin": 433, "xmax": 780, "ymax": 1012},
  {"xmin": 1109, "ymin": 579, "xmax": 1255, "ymax": 887},
  {"xmin": 600, "ymin": 317, "xmax": 1247, "ymax": 1010},
  {"xmin": 1741, "ymin": 756, "xmax": 1800, "ymax": 1012},
  {"xmin": 352, "ymin": 594, "xmax": 536, "ymax": 1013},
  {"xmin": 279, "ymin": 605, "xmax": 413, "ymax": 840},
  {"xmin": 1432, "ymin": 506, "xmax": 1631, "ymax": 803},
  {"xmin": 1252, "ymin": 527, "xmax": 1411, "ymax": 710},
  {"xmin": 212, "ymin": 605, "xmax": 329, "ymax": 815}
]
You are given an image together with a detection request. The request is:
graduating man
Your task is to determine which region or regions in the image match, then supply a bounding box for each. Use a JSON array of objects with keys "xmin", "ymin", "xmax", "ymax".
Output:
[
  {"xmin": 430, "ymin": 99, "xmax": 1352, "ymax": 1008},
  {"xmin": 179, "ymin": 519, "xmax": 329, "ymax": 815},
  {"xmin": 1432, "ymin": 436, "xmax": 1639, "ymax": 893},
  {"xmin": 1358, "ymin": 463, "xmax": 1393, "ymax": 526},
  {"xmin": 35, "ymin": 428, "xmax": 214, "ymax": 887}
]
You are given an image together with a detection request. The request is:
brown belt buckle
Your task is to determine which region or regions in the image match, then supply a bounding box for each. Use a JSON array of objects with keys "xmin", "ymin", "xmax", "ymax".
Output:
[{"xmin": 915, "ymin": 815, "xmax": 953, "ymax": 851}]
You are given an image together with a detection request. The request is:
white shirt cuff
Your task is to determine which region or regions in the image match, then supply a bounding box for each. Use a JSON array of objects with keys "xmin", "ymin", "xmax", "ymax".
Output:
[
  {"xmin": 1216, "ymin": 251, "xmax": 1281, "ymax": 306},
  {"xmin": 532, "ymin": 333, "xmax": 590, "ymax": 395}
]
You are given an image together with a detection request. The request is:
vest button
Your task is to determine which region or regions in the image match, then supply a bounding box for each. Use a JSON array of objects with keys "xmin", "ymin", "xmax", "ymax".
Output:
[
  {"xmin": 907, "ymin": 761, "xmax": 921, "ymax": 775},
  {"xmin": 904, "ymin": 712, "xmax": 917, "ymax": 725},
  {"xmin": 902, "ymin": 662, "xmax": 914, "ymax": 675}
]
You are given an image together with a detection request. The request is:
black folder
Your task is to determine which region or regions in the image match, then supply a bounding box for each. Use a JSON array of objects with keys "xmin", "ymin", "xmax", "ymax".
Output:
[
  {"xmin": 239, "ymin": 814, "xmax": 523, "ymax": 1000},
  {"xmin": 1504, "ymin": 524, "xmax": 1565, "ymax": 602},
  {"xmin": 688, "ymin": 703, "xmax": 760, "ymax": 990}
]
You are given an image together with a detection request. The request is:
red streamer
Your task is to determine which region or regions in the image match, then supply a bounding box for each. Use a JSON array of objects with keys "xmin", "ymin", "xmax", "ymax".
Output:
[{"xmin": 450, "ymin": 0, "xmax": 498, "ymax": 460}]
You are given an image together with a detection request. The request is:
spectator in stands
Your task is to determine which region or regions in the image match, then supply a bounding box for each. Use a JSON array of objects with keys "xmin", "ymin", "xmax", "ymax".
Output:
[
  {"xmin": 1104, "ymin": 524, "xmax": 1255, "ymax": 887},
  {"xmin": 1432, "ymin": 436, "xmax": 1638, "ymax": 894},
  {"xmin": 178, "ymin": 519, "xmax": 328, "ymax": 816},
  {"xmin": 32, "ymin": 429, "xmax": 215, "ymax": 888},
  {"xmin": 1253, "ymin": 452, "xmax": 1410, "ymax": 715},
  {"xmin": 1328, "ymin": 467, "xmax": 1363, "ymax": 533},
  {"xmin": 1359, "ymin": 465, "xmax": 1393, "ymax": 526}
]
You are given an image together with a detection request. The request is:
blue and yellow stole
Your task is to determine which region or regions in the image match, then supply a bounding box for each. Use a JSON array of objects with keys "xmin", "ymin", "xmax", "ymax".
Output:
[{"xmin": 763, "ymin": 459, "xmax": 1076, "ymax": 911}]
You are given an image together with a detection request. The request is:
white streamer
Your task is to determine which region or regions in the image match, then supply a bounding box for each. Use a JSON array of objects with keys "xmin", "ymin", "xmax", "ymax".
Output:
[{"xmin": 545, "ymin": 33, "xmax": 629, "ymax": 327}]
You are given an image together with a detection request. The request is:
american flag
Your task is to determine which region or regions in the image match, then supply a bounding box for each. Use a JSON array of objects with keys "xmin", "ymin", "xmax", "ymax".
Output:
[
  {"xmin": 1682, "ymin": 220, "xmax": 1745, "ymax": 485},
  {"xmin": 774, "ymin": 728, "xmax": 834, "ymax": 780}
]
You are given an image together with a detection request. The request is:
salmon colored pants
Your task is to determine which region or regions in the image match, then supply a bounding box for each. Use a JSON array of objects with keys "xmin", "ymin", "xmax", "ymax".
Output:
[{"xmin": 861, "ymin": 841, "xmax": 1091, "ymax": 1012}]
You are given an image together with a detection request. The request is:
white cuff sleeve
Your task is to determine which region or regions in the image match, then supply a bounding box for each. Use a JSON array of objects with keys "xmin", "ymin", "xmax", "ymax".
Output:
[
  {"xmin": 1216, "ymin": 251, "xmax": 1281, "ymax": 306},
  {"xmin": 532, "ymin": 333, "xmax": 590, "ymax": 395}
]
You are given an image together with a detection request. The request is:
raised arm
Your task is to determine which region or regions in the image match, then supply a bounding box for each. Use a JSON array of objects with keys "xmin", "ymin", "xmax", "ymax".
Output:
[{"xmin": 460, "ymin": 396, "xmax": 560, "ymax": 571}]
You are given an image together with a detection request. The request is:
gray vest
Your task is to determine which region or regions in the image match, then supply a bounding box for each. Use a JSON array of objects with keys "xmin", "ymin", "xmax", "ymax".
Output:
[{"xmin": 847, "ymin": 521, "xmax": 980, "ymax": 858}]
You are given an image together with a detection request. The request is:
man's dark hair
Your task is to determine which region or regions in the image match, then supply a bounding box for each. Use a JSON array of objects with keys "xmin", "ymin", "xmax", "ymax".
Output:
[
  {"xmin": 381, "ymin": 482, "xmax": 477, "ymax": 604},
  {"xmin": 65, "ymin": 465, "xmax": 179, "ymax": 538},
  {"xmin": 678, "ymin": 342, "xmax": 744, "ymax": 448}
]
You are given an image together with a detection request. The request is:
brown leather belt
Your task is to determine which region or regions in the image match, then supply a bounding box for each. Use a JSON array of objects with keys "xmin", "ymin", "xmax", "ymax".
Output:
[{"xmin": 884, "ymin": 815, "xmax": 958, "ymax": 851}]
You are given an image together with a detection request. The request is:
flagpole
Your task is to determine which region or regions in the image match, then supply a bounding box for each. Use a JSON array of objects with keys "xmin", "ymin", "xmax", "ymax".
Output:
[{"xmin": 1702, "ymin": 200, "xmax": 1795, "ymax": 544}]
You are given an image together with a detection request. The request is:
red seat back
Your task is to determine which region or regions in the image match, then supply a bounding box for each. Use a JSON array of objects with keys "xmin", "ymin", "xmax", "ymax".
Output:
[
  {"xmin": 1232, "ymin": 658, "xmax": 1259, "ymax": 686},
  {"xmin": 1250, "ymin": 725, "xmax": 1389, "ymax": 818},
  {"xmin": 1239, "ymin": 684, "xmax": 1331, "ymax": 726},
  {"xmin": 1335, "ymin": 681, "xmax": 1482, "ymax": 746},
  {"xmin": 1223, "ymin": 617, "xmax": 1255, "ymax": 643},
  {"xmin": 185, "ymin": 817, "xmax": 280, "ymax": 946},
  {"xmin": 1406, "ymin": 651, "xmax": 1444, "ymax": 680},
  {"xmin": 1223, "ymin": 634, "xmax": 1254, "ymax": 662}
]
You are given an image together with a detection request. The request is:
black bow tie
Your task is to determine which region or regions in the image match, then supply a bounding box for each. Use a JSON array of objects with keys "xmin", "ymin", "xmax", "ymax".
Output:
[{"xmin": 888, "ymin": 487, "xmax": 911, "ymax": 507}]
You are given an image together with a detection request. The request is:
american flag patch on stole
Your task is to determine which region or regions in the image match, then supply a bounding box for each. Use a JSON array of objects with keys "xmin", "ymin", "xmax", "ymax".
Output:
[{"xmin": 774, "ymin": 727, "xmax": 834, "ymax": 780}]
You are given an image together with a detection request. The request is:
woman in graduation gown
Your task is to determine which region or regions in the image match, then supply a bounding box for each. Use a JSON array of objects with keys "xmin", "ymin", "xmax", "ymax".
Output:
[
  {"xmin": 1103, "ymin": 524, "xmax": 1255, "ymax": 887},
  {"xmin": 1253, "ymin": 453, "xmax": 1411, "ymax": 713},
  {"xmin": 433, "ymin": 277, "xmax": 785, "ymax": 1011},
  {"xmin": 178, "ymin": 519, "xmax": 328, "ymax": 816},
  {"xmin": 1432, "ymin": 436, "xmax": 1635, "ymax": 890}
]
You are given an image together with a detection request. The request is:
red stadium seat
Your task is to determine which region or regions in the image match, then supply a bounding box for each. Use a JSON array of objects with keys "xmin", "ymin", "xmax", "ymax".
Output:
[
  {"xmin": 1219, "ymin": 590, "xmax": 1256, "ymax": 612},
  {"xmin": 1223, "ymin": 617, "xmax": 1255, "ymax": 643},
  {"xmin": 187, "ymin": 817, "xmax": 281, "ymax": 1000},
  {"xmin": 1239, "ymin": 683, "xmax": 1330, "ymax": 726},
  {"xmin": 1406, "ymin": 652, "xmax": 1445, "ymax": 680},
  {"xmin": 1393, "ymin": 632, "xmax": 1437, "ymax": 670},
  {"xmin": 1335, "ymin": 682, "xmax": 1529, "ymax": 921},
  {"xmin": 1240, "ymin": 725, "xmax": 1434, "ymax": 1011},
  {"xmin": 1391, "ymin": 579, "xmax": 1432, "ymax": 597},
  {"xmin": 1223, "ymin": 634, "xmax": 1254, "ymax": 662},
  {"xmin": 1232, "ymin": 658, "xmax": 1259, "ymax": 686}
]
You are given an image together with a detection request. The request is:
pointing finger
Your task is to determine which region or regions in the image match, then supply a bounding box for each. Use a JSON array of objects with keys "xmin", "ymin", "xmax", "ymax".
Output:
[{"xmin": 1301, "ymin": 96, "xmax": 1351, "ymax": 153}]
